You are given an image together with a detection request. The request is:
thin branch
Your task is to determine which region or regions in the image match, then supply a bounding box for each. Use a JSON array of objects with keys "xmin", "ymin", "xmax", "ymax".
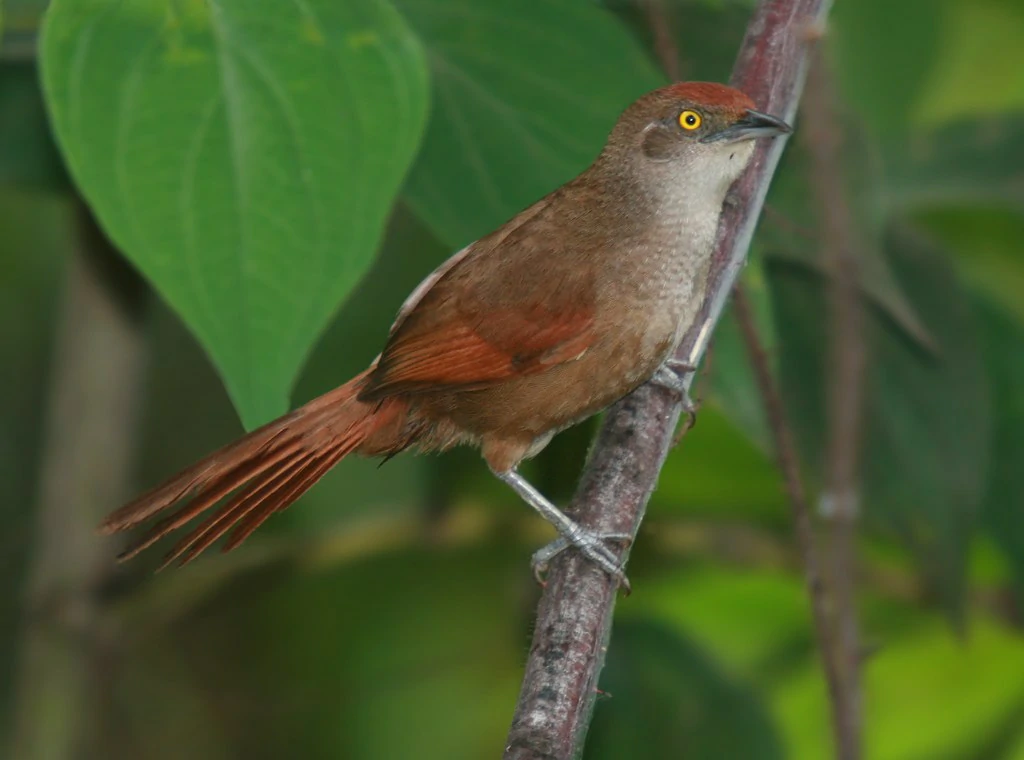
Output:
[
  {"xmin": 732, "ymin": 285, "xmax": 854, "ymax": 757},
  {"xmin": 11, "ymin": 199, "xmax": 148, "ymax": 760},
  {"xmin": 643, "ymin": 0, "xmax": 682, "ymax": 81},
  {"xmin": 504, "ymin": 1, "xmax": 833, "ymax": 757},
  {"xmin": 804, "ymin": 43, "xmax": 868, "ymax": 759}
]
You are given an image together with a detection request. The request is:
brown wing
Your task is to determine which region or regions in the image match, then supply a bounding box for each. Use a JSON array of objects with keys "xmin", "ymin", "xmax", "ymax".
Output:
[{"xmin": 360, "ymin": 193, "xmax": 596, "ymax": 400}]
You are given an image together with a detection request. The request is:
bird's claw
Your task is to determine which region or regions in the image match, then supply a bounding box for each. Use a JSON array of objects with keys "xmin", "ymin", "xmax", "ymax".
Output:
[
  {"xmin": 531, "ymin": 530, "xmax": 633, "ymax": 593},
  {"xmin": 650, "ymin": 361, "xmax": 698, "ymax": 410},
  {"xmin": 649, "ymin": 361, "xmax": 701, "ymax": 444}
]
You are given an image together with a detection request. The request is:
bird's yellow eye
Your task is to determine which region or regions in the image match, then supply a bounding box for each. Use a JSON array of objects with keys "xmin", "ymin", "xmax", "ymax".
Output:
[{"xmin": 679, "ymin": 110, "xmax": 702, "ymax": 130}]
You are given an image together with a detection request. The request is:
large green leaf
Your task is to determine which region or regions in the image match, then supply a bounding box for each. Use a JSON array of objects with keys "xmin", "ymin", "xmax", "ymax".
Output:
[
  {"xmin": 395, "ymin": 0, "xmax": 661, "ymax": 246},
  {"xmin": 41, "ymin": 0, "xmax": 429, "ymax": 427},
  {"xmin": 769, "ymin": 226, "xmax": 991, "ymax": 613},
  {"xmin": 587, "ymin": 619, "xmax": 784, "ymax": 760},
  {"xmin": 134, "ymin": 206, "xmax": 437, "ymax": 558}
]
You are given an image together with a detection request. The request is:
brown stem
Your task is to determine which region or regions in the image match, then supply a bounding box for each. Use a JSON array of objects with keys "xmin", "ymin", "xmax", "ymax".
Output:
[
  {"xmin": 10, "ymin": 199, "xmax": 148, "ymax": 760},
  {"xmin": 504, "ymin": 1, "xmax": 834, "ymax": 757},
  {"xmin": 804, "ymin": 45, "xmax": 867, "ymax": 759}
]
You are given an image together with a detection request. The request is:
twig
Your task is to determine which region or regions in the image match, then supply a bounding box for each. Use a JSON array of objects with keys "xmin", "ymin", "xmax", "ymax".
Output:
[
  {"xmin": 804, "ymin": 45, "xmax": 867, "ymax": 758},
  {"xmin": 10, "ymin": 199, "xmax": 148, "ymax": 760},
  {"xmin": 643, "ymin": 0, "xmax": 682, "ymax": 81},
  {"xmin": 732, "ymin": 285, "xmax": 852, "ymax": 757},
  {"xmin": 504, "ymin": 1, "xmax": 833, "ymax": 757}
]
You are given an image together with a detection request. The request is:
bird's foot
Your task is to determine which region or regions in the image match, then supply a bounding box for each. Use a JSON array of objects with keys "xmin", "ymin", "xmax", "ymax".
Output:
[
  {"xmin": 649, "ymin": 360, "xmax": 700, "ymax": 430},
  {"xmin": 495, "ymin": 470, "xmax": 633, "ymax": 593},
  {"xmin": 531, "ymin": 530, "xmax": 633, "ymax": 593}
]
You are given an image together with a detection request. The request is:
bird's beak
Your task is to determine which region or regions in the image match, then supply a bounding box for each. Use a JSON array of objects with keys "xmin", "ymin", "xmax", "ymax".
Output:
[{"xmin": 701, "ymin": 109, "xmax": 792, "ymax": 144}]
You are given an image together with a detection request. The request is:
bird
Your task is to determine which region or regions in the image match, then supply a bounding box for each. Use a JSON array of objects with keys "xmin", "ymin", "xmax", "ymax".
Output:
[{"xmin": 100, "ymin": 82, "xmax": 791, "ymax": 588}]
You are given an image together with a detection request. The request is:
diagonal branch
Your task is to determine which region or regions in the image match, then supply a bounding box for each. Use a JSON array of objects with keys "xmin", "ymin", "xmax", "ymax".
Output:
[{"xmin": 504, "ymin": 1, "xmax": 834, "ymax": 757}]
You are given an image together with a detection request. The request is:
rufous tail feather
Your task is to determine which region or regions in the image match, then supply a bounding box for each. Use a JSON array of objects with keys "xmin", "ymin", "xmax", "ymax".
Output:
[{"xmin": 100, "ymin": 371, "xmax": 409, "ymax": 569}]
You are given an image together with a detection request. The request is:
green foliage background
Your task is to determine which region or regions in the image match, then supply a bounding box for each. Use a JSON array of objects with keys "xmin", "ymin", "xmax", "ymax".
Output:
[{"xmin": 3, "ymin": 0, "xmax": 1024, "ymax": 757}]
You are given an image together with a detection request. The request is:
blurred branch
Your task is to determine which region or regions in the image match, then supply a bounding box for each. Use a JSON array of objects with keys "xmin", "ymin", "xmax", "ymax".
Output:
[
  {"xmin": 732, "ymin": 284, "xmax": 855, "ymax": 758},
  {"xmin": 643, "ymin": 0, "xmax": 682, "ymax": 81},
  {"xmin": 1, "ymin": 30, "xmax": 40, "ymax": 62},
  {"xmin": 504, "ymin": 1, "xmax": 833, "ymax": 757},
  {"xmin": 804, "ymin": 43, "xmax": 868, "ymax": 758},
  {"xmin": 11, "ymin": 199, "xmax": 148, "ymax": 760}
]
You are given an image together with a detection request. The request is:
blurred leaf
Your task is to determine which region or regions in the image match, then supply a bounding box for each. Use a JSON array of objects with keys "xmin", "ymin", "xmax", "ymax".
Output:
[
  {"xmin": 830, "ymin": 0, "xmax": 944, "ymax": 134},
  {"xmin": 775, "ymin": 618, "xmax": 1024, "ymax": 760},
  {"xmin": 622, "ymin": 567, "xmax": 814, "ymax": 676},
  {"xmin": 605, "ymin": 0, "xmax": 750, "ymax": 83},
  {"xmin": 632, "ymin": 568, "xmax": 1024, "ymax": 760},
  {"xmin": 587, "ymin": 619, "xmax": 784, "ymax": 760},
  {"xmin": 1010, "ymin": 725, "xmax": 1024, "ymax": 760},
  {"xmin": 914, "ymin": 0, "xmax": 1024, "ymax": 125},
  {"xmin": 109, "ymin": 644, "xmax": 230, "ymax": 760},
  {"xmin": 41, "ymin": 0, "xmax": 429, "ymax": 427},
  {"xmin": 763, "ymin": 129, "xmax": 936, "ymax": 353},
  {"xmin": 652, "ymin": 405, "xmax": 786, "ymax": 524},
  {"xmin": 705, "ymin": 266, "xmax": 774, "ymax": 453},
  {"xmin": 114, "ymin": 546, "xmax": 526, "ymax": 760},
  {"xmin": 917, "ymin": 207, "xmax": 1024, "ymax": 328},
  {"xmin": 0, "ymin": 63, "xmax": 69, "ymax": 190},
  {"xmin": 974, "ymin": 300, "xmax": 1024, "ymax": 602},
  {"xmin": 882, "ymin": 117, "xmax": 1024, "ymax": 215},
  {"xmin": 396, "ymin": 0, "xmax": 661, "ymax": 246},
  {"xmin": 769, "ymin": 225, "xmax": 991, "ymax": 614}
]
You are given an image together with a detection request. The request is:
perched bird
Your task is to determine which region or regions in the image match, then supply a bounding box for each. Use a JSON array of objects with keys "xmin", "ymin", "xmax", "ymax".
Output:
[{"xmin": 101, "ymin": 82, "xmax": 790, "ymax": 587}]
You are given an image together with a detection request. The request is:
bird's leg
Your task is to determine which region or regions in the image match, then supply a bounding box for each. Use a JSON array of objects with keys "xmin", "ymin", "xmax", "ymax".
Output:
[
  {"xmin": 649, "ymin": 358, "xmax": 700, "ymax": 431},
  {"xmin": 496, "ymin": 470, "xmax": 632, "ymax": 592}
]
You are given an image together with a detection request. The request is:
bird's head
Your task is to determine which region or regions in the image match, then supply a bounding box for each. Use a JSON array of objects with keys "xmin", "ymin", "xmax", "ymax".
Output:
[{"xmin": 601, "ymin": 82, "xmax": 791, "ymax": 198}]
